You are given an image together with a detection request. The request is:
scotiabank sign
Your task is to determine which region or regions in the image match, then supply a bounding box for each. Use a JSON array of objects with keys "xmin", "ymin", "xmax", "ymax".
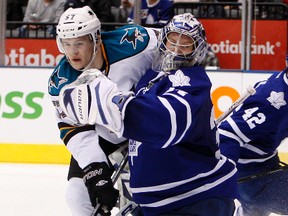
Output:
[
  {"xmin": 5, "ymin": 20, "xmax": 287, "ymax": 70},
  {"xmin": 5, "ymin": 39, "xmax": 64, "ymax": 67},
  {"xmin": 201, "ymin": 19, "xmax": 287, "ymax": 70}
]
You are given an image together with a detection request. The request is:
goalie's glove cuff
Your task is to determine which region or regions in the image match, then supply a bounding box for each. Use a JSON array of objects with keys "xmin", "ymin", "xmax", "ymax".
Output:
[{"xmin": 83, "ymin": 162, "xmax": 119, "ymax": 210}]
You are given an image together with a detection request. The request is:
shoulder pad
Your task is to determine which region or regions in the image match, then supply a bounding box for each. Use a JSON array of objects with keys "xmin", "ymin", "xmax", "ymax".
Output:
[{"xmin": 101, "ymin": 25, "xmax": 151, "ymax": 63}]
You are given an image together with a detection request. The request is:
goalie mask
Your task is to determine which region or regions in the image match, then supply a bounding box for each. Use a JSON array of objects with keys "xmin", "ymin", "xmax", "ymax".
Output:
[
  {"xmin": 56, "ymin": 6, "xmax": 101, "ymax": 54},
  {"xmin": 152, "ymin": 13, "xmax": 208, "ymax": 72}
]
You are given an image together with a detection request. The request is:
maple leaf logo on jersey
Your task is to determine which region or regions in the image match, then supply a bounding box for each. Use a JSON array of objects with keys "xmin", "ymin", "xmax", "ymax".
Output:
[
  {"xmin": 168, "ymin": 70, "xmax": 190, "ymax": 87},
  {"xmin": 267, "ymin": 91, "xmax": 286, "ymax": 109},
  {"xmin": 120, "ymin": 27, "xmax": 146, "ymax": 49},
  {"xmin": 49, "ymin": 67, "xmax": 68, "ymax": 90}
]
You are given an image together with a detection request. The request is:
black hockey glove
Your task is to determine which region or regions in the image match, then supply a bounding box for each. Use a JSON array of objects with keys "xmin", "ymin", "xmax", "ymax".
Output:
[{"xmin": 83, "ymin": 162, "xmax": 119, "ymax": 210}]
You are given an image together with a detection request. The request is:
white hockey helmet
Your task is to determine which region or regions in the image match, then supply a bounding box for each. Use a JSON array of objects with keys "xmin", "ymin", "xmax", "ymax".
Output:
[
  {"xmin": 56, "ymin": 6, "xmax": 101, "ymax": 53},
  {"xmin": 152, "ymin": 13, "xmax": 208, "ymax": 72}
]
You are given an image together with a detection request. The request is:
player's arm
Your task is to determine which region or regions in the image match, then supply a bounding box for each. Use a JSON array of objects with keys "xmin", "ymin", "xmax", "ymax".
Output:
[
  {"xmin": 58, "ymin": 68, "xmax": 211, "ymax": 148},
  {"xmin": 59, "ymin": 69, "xmax": 134, "ymax": 136},
  {"xmin": 121, "ymin": 69, "xmax": 212, "ymax": 148},
  {"xmin": 218, "ymin": 89, "xmax": 273, "ymax": 162},
  {"xmin": 49, "ymin": 71, "xmax": 119, "ymax": 210},
  {"xmin": 51, "ymin": 99, "xmax": 119, "ymax": 208},
  {"xmin": 158, "ymin": 1, "xmax": 174, "ymax": 26}
]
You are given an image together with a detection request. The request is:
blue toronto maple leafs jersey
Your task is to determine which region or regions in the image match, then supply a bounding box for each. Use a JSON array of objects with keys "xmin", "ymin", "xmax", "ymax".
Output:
[
  {"xmin": 219, "ymin": 68, "xmax": 288, "ymax": 172},
  {"xmin": 122, "ymin": 66, "xmax": 238, "ymax": 215},
  {"xmin": 48, "ymin": 25, "xmax": 157, "ymax": 168},
  {"xmin": 128, "ymin": 0, "xmax": 174, "ymax": 26}
]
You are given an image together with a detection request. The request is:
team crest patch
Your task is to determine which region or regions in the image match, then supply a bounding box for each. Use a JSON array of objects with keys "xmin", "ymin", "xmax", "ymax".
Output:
[
  {"xmin": 49, "ymin": 66, "xmax": 68, "ymax": 90},
  {"xmin": 120, "ymin": 27, "xmax": 147, "ymax": 49},
  {"xmin": 267, "ymin": 91, "xmax": 286, "ymax": 109},
  {"xmin": 168, "ymin": 70, "xmax": 191, "ymax": 87}
]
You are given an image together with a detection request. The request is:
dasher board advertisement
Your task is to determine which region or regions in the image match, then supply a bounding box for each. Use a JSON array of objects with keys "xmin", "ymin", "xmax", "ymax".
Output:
[{"xmin": 1, "ymin": 68, "xmax": 286, "ymax": 164}]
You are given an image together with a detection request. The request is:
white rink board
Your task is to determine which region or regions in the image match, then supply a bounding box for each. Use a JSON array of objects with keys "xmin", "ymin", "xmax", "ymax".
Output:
[
  {"xmin": 0, "ymin": 67, "xmax": 287, "ymax": 152},
  {"xmin": 0, "ymin": 67, "xmax": 61, "ymax": 144}
]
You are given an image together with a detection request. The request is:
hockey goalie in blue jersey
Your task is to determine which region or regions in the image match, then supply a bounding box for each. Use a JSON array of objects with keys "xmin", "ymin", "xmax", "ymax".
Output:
[
  {"xmin": 59, "ymin": 13, "xmax": 240, "ymax": 216},
  {"xmin": 219, "ymin": 56, "xmax": 288, "ymax": 215},
  {"xmin": 48, "ymin": 6, "xmax": 158, "ymax": 216}
]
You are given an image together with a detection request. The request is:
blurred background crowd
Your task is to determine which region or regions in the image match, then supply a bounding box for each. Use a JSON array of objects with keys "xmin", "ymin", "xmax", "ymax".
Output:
[{"xmin": 5, "ymin": 0, "xmax": 288, "ymax": 69}]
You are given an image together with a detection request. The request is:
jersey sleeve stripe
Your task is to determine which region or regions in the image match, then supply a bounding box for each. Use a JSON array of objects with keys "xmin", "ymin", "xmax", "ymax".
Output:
[
  {"xmin": 218, "ymin": 128, "xmax": 244, "ymax": 146},
  {"xmin": 158, "ymin": 97, "xmax": 177, "ymax": 148},
  {"xmin": 164, "ymin": 92, "xmax": 192, "ymax": 146},
  {"xmin": 227, "ymin": 116, "xmax": 251, "ymax": 143}
]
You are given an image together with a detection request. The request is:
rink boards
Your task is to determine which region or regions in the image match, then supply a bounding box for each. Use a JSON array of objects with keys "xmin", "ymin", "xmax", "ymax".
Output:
[{"xmin": 0, "ymin": 67, "xmax": 287, "ymax": 164}]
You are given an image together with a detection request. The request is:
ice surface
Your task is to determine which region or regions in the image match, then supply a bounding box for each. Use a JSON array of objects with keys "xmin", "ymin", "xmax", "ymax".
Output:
[
  {"xmin": 0, "ymin": 163, "xmax": 119, "ymax": 216},
  {"xmin": 1, "ymin": 163, "xmax": 283, "ymax": 216}
]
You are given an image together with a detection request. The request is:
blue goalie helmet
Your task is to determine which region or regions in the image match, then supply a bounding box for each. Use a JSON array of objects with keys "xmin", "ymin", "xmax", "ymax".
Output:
[{"xmin": 152, "ymin": 13, "xmax": 208, "ymax": 72}]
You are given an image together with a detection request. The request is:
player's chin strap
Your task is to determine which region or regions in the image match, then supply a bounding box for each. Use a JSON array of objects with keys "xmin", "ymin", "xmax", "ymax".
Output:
[{"xmin": 238, "ymin": 161, "xmax": 288, "ymax": 184}]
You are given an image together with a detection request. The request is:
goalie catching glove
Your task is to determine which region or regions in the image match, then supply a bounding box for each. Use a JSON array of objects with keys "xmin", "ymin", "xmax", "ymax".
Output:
[
  {"xmin": 83, "ymin": 162, "xmax": 119, "ymax": 210},
  {"xmin": 59, "ymin": 69, "xmax": 134, "ymax": 135}
]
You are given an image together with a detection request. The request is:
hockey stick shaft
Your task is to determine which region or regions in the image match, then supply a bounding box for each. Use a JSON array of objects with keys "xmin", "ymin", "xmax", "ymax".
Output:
[
  {"xmin": 91, "ymin": 143, "xmax": 129, "ymax": 216},
  {"xmin": 238, "ymin": 163, "xmax": 288, "ymax": 183},
  {"xmin": 215, "ymin": 85, "xmax": 256, "ymax": 125},
  {"xmin": 111, "ymin": 151, "xmax": 129, "ymax": 184},
  {"xmin": 116, "ymin": 200, "xmax": 138, "ymax": 216}
]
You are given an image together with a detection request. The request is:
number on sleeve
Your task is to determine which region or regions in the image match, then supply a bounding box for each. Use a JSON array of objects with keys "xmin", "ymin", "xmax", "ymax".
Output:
[{"xmin": 242, "ymin": 107, "xmax": 266, "ymax": 129}]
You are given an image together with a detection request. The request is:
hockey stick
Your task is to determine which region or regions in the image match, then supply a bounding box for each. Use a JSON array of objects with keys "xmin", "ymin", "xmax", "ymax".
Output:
[
  {"xmin": 115, "ymin": 200, "xmax": 138, "ymax": 216},
  {"xmin": 238, "ymin": 161, "xmax": 288, "ymax": 183},
  {"xmin": 91, "ymin": 143, "xmax": 129, "ymax": 216},
  {"xmin": 215, "ymin": 85, "xmax": 256, "ymax": 125},
  {"xmin": 111, "ymin": 148, "xmax": 129, "ymax": 184}
]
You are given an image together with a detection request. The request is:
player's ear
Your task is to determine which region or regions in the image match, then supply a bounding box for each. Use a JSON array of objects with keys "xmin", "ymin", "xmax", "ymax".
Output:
[
  {"xmin": 95, "ymin": 36, "xmax": 102, "ymax": 51},
  {"xmin": 97, "ymin": 35, "xmax": 102, "ymax": 44}
]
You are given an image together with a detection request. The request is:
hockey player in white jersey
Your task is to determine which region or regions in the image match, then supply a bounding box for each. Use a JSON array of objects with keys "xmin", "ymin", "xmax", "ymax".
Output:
[
  {"xmin": 218, "ymin": 56, "xmax": 288, "ymax": 215},
  {"xmin": 48, "ymin": 6, "xmax": 158, "ymax": 216},
  {"xmin": 59, "ymin": 13, "xmax": 240, "ymax": 216}
]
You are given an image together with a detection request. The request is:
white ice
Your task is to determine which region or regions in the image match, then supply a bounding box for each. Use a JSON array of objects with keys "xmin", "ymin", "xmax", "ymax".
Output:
[
  {"xmin": 0, "ymin": 163, "xmax": 285, "ymax": 216},
  {"xmin": 0, "ymin": 163, "xmax": 119, "ymax": 216}
]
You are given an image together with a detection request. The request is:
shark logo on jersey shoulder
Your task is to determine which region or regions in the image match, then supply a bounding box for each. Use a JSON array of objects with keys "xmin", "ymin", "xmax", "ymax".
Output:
[
  {"xmin": 49, "ymin": 66, "xmax": 68, "ymax": 90},
  {"xmin": 267, "ymin": 91, "xmax": 286, "ymax": 109},
  {"xmin": 120, "ymin": 27, "xmax": 147, "ymax": 50},
  {"xmin": 168, "ymin": 70, "xmax": 191, "ymax": 87}
]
